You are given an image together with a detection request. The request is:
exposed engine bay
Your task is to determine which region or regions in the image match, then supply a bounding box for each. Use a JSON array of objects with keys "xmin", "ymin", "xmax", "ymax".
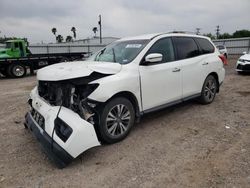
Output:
[{"xmin": 37, "ymin": 72, "xmax": 109, "ymax": 126}]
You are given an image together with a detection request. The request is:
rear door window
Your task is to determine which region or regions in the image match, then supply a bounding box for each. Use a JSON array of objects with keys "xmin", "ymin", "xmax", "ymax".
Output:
[
  {"xmin": 172, "ymin": 37, "xmax": 200, "ymax": 60},
  {"xmin": 195, "ymin": 38, "xmax": 215, "ymax": 54}
]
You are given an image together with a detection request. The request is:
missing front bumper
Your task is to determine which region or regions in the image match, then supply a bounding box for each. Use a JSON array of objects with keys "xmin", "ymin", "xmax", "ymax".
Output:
[
  {"xmin": 24, "ymin": 87, "xmax": 101, "ymax": 168},
  {"xmin": 24, "ymin": 112, "xmax": 73, "ymax": 168}
]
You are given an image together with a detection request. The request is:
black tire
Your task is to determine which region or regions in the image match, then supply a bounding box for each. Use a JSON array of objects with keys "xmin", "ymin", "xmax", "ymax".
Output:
[
  {"xmin": 97, "ymin": 97, "xmax": 135, "ymax": 144},
  {"xmin": 60, "ymin": 57, "xmax": 69, "ymax": 62},
  {"xmin": 237, "ymin": 71, "xmax": 244, "ymax": 75},
  {"xmin": 199, "ymin": 75, "xmax": 218, "ymax": 104},
  {"xmin": 0, "ymin": 69, "xmax": 7, "ymax": 77},
  {"xmin": 7, "ymin": 64, "xmax": 26, "ymax": 78}
]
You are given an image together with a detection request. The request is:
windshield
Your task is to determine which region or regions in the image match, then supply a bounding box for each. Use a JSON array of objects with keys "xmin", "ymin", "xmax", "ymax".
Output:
[
  {"xmin": 6, "ymin": 42, "xmax": 12, "ymax": 49},
  {"xmin": 88, "ymin": 39, "xmax": 149, "ymax": 64}
]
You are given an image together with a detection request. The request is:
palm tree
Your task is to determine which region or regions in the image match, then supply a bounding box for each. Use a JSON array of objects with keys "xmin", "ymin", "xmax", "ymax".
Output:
[
  {"xmin": 66, "ymin": 35, "xmax": 73, "ymax": 42},
  {"xmin": 51, "ymin": 28, "xmax": 57, "ymax": 41},
  {"xmin": 56, "ymin": 34, "xmax": 63, "ymax": 43},
  {"xmin": 71, "ymin": 27, "xmax": 76, "ymax": 39},
  {"xmin": 92, "ymin": 27, "xmax": 98, "ymax": 37},
  {"xmin": 52, "ymin": 27, "xmax": 57, "ymax": 35}
]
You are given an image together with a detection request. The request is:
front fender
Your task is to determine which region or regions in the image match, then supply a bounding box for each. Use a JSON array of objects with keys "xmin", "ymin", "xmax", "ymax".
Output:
[{"xmin": 88, "ymin": 68, "xmax": 142, "ymax": 111}]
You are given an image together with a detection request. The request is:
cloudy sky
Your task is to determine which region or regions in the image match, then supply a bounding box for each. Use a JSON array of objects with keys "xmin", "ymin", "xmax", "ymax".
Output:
[{"xmin": 0, "ymin": 0, "xmax": 249, "ymax": 43}]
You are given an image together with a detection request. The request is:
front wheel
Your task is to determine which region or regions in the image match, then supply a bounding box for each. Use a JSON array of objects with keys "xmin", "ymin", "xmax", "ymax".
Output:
[
  {"xmin": 199, "ymin": 75, "xmax": 218, "ymax": 104},
  {"xmin": 97, "ymin": 97, "xmax": 135, "ymax": 144}
]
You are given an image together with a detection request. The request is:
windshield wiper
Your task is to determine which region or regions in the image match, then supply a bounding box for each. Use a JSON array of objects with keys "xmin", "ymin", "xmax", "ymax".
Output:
[
  {"xmin": 95, "ymin": 48, "xmax": 106, "ymax": 61},
  {"xmin": 112, "ymin": 48, "xmax": 116, "ymax": 62}
]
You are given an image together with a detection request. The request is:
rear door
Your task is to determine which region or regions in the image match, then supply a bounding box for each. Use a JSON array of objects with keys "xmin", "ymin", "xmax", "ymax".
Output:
[
  {"xmin": 173, "ymin": 37, "xmax": 212, "ymax": 98},
  {"xmin": 172, "ymin": 37, "xmax": 205, "ymax": 98}
]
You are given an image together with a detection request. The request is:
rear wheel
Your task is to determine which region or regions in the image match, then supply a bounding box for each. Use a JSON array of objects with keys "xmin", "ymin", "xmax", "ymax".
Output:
[
  {"xmin": 8, "ymin": 64, "xmax": 26, "ymax": 78},
  {"xmin": 199, "ymin": 75, "xmax": 218, "ymax": 104},
  {"xmin": 97, "ymin": 97, "xmax": 135, "ymax": 144}
]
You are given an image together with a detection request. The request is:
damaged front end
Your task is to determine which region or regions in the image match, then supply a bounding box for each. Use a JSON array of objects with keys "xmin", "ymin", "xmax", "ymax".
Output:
[
  {"xmin": 38, "ymin": 78, "xmax": 100, "ymax": 126},
  {"xmin": 24, "ymin": 72, "xmax": 109, "ymax": 168}
]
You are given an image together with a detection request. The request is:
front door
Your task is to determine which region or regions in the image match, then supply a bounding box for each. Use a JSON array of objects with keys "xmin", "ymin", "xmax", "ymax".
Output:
[{"xmin": 139, "ymin": 38, "xmax": 182, "ymax": 111}]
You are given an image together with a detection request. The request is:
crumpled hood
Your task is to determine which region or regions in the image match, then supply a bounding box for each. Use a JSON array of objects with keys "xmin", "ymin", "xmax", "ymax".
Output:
[
  {"xmin": 37, "ymin": 61, "xmax": 122, "ymax": 81},
  {"xmin": 240, "ymin": 53, "xmax": 250, "ymax": 61}
]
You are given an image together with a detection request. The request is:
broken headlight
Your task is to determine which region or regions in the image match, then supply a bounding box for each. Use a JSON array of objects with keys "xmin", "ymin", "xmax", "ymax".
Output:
[{"xmin": 69, "ymin": 84, "xmax": 99, "ymax": 125}]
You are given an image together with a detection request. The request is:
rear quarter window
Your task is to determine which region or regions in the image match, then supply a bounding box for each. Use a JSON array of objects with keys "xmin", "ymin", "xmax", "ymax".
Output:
[{"xmin": 195, "ymin": 38, "xmax": 215, "ymax": 54}]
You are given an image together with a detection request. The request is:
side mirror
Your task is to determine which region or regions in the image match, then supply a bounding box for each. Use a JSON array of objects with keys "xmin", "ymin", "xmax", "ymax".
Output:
[
  {"xmin": 145, "ymin": 53, "xmax": 163, "ymax": 63},
  {"xmin": 243, "ymin": 51, "xmax": 247, "ymax": 55}
]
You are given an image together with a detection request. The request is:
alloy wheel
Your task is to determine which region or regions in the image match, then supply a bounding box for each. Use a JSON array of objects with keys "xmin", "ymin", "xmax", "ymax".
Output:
[
  {"xmin": 105, "ymin": 104, "xmax": 131, "ymax": 137},
  {"xmin": 204, "ymin": 79, "xmax": 216, "ymax": 102}
]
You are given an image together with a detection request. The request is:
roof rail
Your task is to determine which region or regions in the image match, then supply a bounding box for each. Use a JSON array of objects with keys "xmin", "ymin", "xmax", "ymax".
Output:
[
  {"xmin": 168, "ymin": 30, "xmax": 197, "ymax": 35},
  {"xmin": 150, "ymin": 31, "xmax": 199, "ymax": 40}
]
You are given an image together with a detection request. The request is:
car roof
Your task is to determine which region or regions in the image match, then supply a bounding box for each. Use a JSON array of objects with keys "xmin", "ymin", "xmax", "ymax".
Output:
[{"xmin": 117, "ymin": 32, "xmax": 211, "ymax": 41}]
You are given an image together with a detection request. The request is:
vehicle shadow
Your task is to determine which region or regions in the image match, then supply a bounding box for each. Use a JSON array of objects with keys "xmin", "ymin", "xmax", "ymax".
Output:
[
  {"xmin": 237, "ymin": 72, "xmax": 250, "ymax": 76},
  {"xmin": 137, "ymin": 99, "xmax": 198, "ymax": 128},
  {"xmin": 73, "ymin": 99, "xmax": 199, "ymax": 168},
  {"xmin": 0, "ymin": 72, "xmax": 36, "ymax": 80}
]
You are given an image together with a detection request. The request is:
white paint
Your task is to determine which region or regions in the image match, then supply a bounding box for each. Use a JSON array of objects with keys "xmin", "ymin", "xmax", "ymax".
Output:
[{"xmin": 31, "ymin": 32, "xmax": 226, "ymax": 160}]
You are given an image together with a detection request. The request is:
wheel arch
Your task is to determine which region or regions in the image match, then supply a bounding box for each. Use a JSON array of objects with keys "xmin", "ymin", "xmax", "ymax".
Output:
[
  {"xmin": 207, "ymin": 72, "xmax": 220, "ymax": 93},
  {"xmin": 109, "ymin": 91, "xmax": 141, "ymax": 122}
]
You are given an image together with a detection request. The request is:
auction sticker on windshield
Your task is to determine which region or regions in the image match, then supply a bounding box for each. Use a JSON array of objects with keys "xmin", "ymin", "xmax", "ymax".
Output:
[{"xmin": 125, "ymin": 44, "xmax": 142, "ymax": 48}]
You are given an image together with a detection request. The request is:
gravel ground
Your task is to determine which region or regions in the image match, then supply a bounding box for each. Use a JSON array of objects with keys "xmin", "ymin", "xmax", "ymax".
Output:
[{"xmin": 0, "ymin": 57, "xmax": 250, "ymax": 188}]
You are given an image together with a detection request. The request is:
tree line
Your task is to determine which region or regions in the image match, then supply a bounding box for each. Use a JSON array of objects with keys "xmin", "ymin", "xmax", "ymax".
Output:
[
  {"xmin": 51, "ymin": 26, "xmax": 99, "ymax": 43},
  {"xmin": 204, "ymin": 29, "xmax": 250, "ymax": 40},
  {"xmin": 1, "ymin": 29, "xmax": 250, "ymax": 44}
]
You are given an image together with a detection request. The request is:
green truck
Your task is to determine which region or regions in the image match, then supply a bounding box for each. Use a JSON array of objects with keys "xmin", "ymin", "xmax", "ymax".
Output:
[{"xmin": 0, "ymin": 39, "xmax": 87, "ymax": 78}]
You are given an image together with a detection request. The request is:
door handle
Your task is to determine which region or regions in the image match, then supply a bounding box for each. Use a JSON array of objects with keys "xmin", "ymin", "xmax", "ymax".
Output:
[
  {"xmin": 202, "ymin": 62, "xmax": 209, "ymax": 65},
  {"xmin": 172, "ymin": 68, "xmax": 181, "ymax": 72}
]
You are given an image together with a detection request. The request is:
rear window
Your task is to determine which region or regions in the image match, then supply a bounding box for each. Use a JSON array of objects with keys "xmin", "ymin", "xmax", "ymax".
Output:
[
  {"xmin": 172, "ymin": 37, "xmax": 200, "ymax": 60},
  {"xmin": 195, "ymin": 38, "xmax": 215, "ymax": 54}
]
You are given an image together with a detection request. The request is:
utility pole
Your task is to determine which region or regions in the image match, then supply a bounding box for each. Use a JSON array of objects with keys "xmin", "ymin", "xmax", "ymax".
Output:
[
  {"xmin": 196, "ymin": 28, "xmax": 201, "ymax": 35},
  {"xmin": 98, "ymin": 15, "xmax": 102, "ymax": 44},
  {"xmin": 216, "ymin": 25, "xmax": 220, "ymax": 39}
]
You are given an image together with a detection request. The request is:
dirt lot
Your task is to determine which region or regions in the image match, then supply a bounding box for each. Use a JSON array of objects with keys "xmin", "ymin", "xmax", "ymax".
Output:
[{"xmin": 0, "ymin": 57, "xmax": 250, "ymax": 188}]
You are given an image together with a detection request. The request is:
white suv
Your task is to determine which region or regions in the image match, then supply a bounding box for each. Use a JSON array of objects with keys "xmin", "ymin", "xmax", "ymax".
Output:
[{"xmin": 24, "ymin": 33, "xmax": 225, "ymax": 167}]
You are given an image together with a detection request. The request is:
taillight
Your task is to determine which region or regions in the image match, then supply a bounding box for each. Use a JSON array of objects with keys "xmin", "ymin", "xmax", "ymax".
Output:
[{"xmin": 219, "ymin": 54, "xmax": 228, "ymax": 65}]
